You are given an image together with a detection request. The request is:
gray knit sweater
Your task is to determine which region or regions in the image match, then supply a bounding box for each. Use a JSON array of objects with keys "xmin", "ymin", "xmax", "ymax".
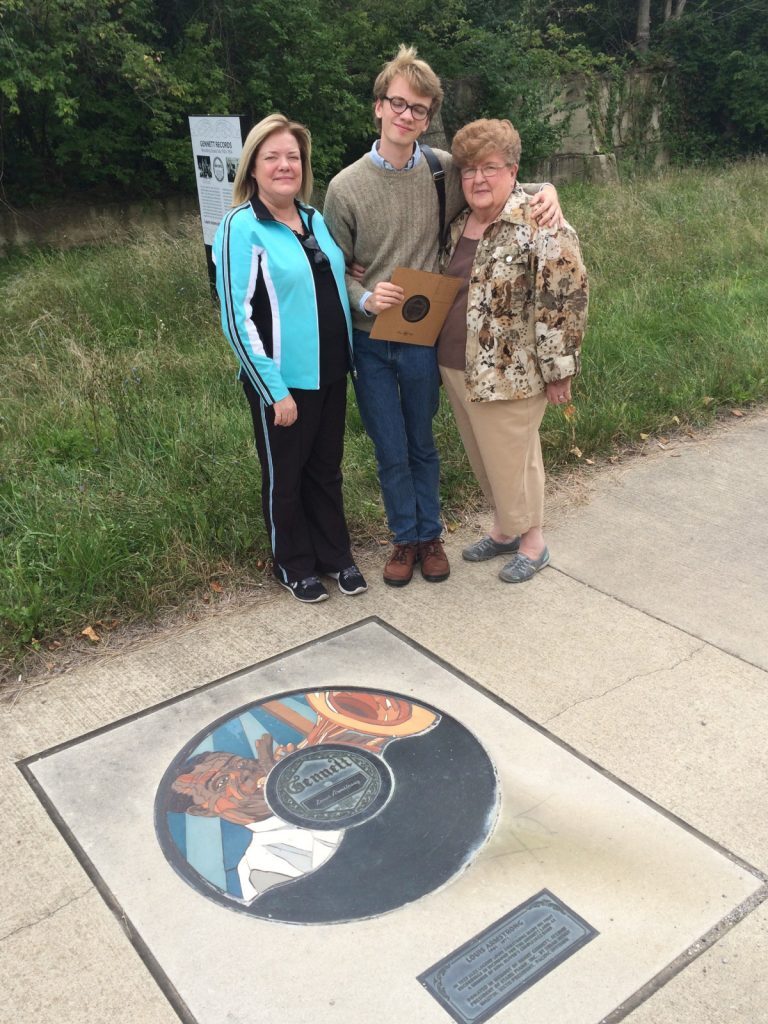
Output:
[{"xmin": 323, "ymin": 150, "xmax": 543, "ymax": 333}]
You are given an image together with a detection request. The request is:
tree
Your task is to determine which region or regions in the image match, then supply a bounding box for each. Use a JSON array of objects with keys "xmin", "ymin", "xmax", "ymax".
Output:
[
  {"xmin": 0, "ymin": 0, "xmax": 225, "ymax": 201},
  {"xmin": 660, "ymin": 0, "xmax": 768, "ymax": 158},
  {"xmin": 2, "ymin": 0, "xmax": 764, "ymax": 204},
  {"xmin": 636, "ymin": 0, "xmax": 687, "ymax": 52},
  {"xmin": 636, "ymin": 0, "xmax": 651, "ymax": 52},
  {"xmin": 0, "ymin": 0, "xmax": 573, "ymax": 202}
]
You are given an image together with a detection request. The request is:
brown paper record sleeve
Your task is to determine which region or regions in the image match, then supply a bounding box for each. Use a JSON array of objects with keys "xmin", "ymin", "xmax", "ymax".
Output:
[{"xmin": 368, "ymin": 267, "xmax": 463, "ymax": 346}]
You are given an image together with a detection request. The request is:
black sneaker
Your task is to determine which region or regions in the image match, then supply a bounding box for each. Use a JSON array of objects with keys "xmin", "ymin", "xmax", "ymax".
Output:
[
  {"xmin": 277, "ymin": 575, "xmax": 329, "ymax": 603},
  {"xmin": 328, "ymin": 565, "xmax": 368, "ymax": 595}
]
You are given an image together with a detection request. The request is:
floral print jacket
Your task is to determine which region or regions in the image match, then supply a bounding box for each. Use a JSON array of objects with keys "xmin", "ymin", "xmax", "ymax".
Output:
[{"xmin": 443, "ymin": 185, "xmax": 588, "ymax": 401}]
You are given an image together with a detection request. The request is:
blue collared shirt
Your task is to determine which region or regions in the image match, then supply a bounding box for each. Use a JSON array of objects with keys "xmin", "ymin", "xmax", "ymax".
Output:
[{"xmin": 368, "ymin": 139, "xmax": 423, "ymax": 172}]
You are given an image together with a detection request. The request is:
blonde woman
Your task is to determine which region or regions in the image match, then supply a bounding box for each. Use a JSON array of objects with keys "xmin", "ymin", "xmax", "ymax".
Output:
[{"xmin": 213, "ymin": 114, "xmax": 366, "ymax": 603}]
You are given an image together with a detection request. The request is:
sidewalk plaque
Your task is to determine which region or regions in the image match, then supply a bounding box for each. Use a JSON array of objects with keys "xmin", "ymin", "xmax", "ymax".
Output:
[
  {"xmin": 20, "ymin": 620, "xmax": 764, "ymax": 1024},
  {"xmin": 419, "ymin": 890, "xmax": 598, "ymax": 1024}
]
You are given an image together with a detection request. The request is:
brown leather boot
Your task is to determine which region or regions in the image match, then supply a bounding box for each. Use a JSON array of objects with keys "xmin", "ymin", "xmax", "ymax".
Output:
[
  {"xmin": 383, "ymin": 543, "xmax": 418, "ymax": 587},
  {"xmin": 418, "ymin": 538, "xmax": 450, "ymax": 582}
]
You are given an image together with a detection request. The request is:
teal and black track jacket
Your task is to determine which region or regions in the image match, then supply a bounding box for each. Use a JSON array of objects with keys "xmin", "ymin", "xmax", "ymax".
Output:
[{"xmin": 213, "ymin": 195, "xmax": 353, "ymax": 405}]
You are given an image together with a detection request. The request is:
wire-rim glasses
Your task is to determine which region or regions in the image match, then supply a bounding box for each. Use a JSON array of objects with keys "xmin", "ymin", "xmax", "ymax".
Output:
[{"xmin": 459, "ymin": 163, "xmax": 511, "ymax": 180}]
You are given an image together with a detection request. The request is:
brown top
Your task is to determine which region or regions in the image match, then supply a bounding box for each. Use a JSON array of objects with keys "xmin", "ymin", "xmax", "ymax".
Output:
[{"xmin": 437, "ymin": 235, "xmax": 479, "ymax": 369}]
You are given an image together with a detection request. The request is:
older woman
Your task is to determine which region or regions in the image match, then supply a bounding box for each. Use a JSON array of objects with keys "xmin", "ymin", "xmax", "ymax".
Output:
[
  {"xmin": 437, "ymin": 119, "xmax": 588, "ymax": 582},
  {"xmin": 213, "ymin": 114, "xmax": 366, "ymax": 603}
]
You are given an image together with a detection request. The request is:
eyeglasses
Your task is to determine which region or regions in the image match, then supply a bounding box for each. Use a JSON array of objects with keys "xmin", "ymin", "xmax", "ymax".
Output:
[
  {"xmin": 460, "ymin": 163, "xmax": 511, "ymax": 180},
  {"xmin": 382, "ymin": 95, "xmax": 432, "ymax": 121},
  {"xmin": 300, "ymin": 233, "xmax": 330, "ymax": 271}
]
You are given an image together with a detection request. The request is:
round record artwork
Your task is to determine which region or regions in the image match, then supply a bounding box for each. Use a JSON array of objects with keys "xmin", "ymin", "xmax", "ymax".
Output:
[
  {"xmin": 402, "ymin": 294, "xmax": 431, "ymax": 322},
  {"xmin": 155, "ymin": 689, "xmax": 498, "ymax": 923}
]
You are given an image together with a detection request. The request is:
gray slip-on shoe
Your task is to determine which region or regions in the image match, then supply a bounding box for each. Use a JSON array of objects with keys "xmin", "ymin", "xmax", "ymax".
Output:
[
  {"xmin": 462, "ymin": 534, "xmax": 521, "ymax": 562},
  {"xmin": 498, "ymin": 547, "xmax": 550, "ymax": 583}
]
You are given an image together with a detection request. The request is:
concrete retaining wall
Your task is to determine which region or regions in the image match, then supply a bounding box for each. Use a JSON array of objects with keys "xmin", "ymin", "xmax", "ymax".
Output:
[
  {"xmin": 0, "ymin": 194, "xmax": 197, "ymax": 256},
  {"xmin": 535, "ymin": 69, "xmax": 667, "ymax": 184}
]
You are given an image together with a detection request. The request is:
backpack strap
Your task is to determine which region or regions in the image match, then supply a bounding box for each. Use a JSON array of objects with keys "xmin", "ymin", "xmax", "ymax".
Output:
[{"xmin": 420, "ymin": 143, "xmax": 447, "ymax": 253}]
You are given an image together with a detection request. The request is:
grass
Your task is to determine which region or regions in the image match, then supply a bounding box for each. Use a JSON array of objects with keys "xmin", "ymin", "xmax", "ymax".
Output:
[
  {"xmin": 549, "ymin": 160, "xmax": 768, "ymax": 460},
  {"xmin": 2, "ymin": 160, "xmax": 768, "ymax": 661}
]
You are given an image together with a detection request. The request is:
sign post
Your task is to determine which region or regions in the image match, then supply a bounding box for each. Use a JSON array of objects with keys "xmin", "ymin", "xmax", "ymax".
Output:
[{"xmin": 188, "ymin": 116, "xmax": 245, "ymax": 292}]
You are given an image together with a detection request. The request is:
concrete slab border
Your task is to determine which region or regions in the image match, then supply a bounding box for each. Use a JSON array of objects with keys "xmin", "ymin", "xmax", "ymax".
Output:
[{"xmin": 16, "ymin": 616, "xmax": 768, "ymax": 1024}]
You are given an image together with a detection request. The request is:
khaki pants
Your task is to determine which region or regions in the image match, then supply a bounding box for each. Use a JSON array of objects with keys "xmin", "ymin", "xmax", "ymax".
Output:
[{"xmin": 441, "ymin": 366, "xmax": 547, "ymax": 536}]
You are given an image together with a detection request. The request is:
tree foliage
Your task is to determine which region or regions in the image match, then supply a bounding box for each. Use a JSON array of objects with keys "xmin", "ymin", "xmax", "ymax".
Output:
[
  {"xmin": 0, "ymin": 0, "xmax": 578, "ymax": 203},
  {"xmin": 0, "ymin": 0, "xmax": 224, "ymax": 199},
  {"xmin": 659, "ymin": 0, "xmax": 768, "ymax": 160},
  {"xmin": 0, "ymin": 0, "xmax": 765, "ymax": 205}
]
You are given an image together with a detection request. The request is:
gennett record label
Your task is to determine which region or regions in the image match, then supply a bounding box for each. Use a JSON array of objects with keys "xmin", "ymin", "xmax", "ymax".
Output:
[{"xmin": 265, "ymin": 744, "xmax": 392, "ymax": 829}]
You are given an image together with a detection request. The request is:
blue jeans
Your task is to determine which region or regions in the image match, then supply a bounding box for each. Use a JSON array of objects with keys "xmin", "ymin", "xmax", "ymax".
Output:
[{"xmin": 353, "ymin": 329, "xmax": 442, "ymax": 544}]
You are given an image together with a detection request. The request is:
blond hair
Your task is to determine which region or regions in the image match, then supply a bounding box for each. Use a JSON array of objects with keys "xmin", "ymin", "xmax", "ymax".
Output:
[
  {"xmin": 372, "ymin": 44, "xmax": 443, "ymax": 130},
  {"xmin": 231, "ymin": 113, "xmax": 313, "ymax": 206},
  {"xmin": 451, "ymin": 118, "xmax": 522, "ymax": 169}
]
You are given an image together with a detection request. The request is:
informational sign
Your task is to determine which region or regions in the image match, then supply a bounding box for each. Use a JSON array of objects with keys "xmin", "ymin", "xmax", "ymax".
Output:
[{"xmin": 188, "ymin": 116, "xmax": 244, "ymax": 246}]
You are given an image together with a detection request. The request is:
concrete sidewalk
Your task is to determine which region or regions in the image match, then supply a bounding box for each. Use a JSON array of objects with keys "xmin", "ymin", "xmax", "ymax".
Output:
[{"xmin": 2, "ymin": 413, "xmax": 766, "ymax": 1024}]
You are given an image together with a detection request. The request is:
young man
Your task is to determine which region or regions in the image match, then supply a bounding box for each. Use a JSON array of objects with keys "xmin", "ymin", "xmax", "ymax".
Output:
[{"xmin": 323, "ymin": 45, "xmax": 562, "ymax": 587}]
